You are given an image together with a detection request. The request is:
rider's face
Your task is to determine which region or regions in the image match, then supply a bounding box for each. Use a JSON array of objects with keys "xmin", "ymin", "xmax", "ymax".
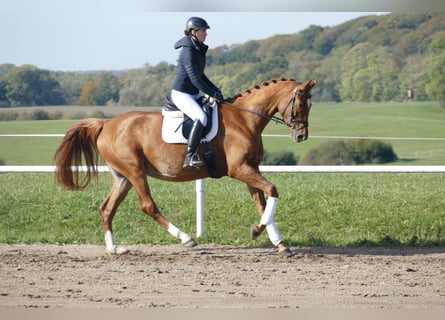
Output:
[{"xmin": 193, "ymin": 29, "xmax": 207, "ymax": 43}]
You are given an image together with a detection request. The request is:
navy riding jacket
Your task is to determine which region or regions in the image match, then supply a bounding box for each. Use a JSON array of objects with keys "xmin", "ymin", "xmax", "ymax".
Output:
[{"xmin": 172, "ymin": 36, "xmax": 220, "ymax": 98}]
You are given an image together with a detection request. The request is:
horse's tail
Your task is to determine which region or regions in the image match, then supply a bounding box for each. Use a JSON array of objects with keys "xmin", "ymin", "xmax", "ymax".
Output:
[{"xmin": 54, "ymin": 118, "xmax": 105, "ymax": 191}]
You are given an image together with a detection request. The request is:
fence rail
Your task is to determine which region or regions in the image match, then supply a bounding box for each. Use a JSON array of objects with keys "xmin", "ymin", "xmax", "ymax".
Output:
[{"xmin": 2, "ymin": 165, "xmax": 445, "ymax": 173}]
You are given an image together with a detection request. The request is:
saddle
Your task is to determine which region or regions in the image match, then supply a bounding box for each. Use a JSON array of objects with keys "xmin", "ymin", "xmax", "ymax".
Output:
[
  {"xmin": 161, "ymin": 95, "xmax": 218, "ymax": 144},
  {"xmin": 161, "ymin": 95, "xmax": 221, "ymax": 178}
]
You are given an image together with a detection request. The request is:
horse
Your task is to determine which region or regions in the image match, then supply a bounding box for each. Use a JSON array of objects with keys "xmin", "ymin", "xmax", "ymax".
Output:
[{"xmin": 54, "ymin": 78, "xmax": 317, "ymax": 256}]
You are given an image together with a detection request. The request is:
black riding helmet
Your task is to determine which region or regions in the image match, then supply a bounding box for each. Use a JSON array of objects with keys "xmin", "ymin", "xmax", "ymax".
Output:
[{"xmin": 185, "ymin": 17, "xmax": 210, "ymax": 34}]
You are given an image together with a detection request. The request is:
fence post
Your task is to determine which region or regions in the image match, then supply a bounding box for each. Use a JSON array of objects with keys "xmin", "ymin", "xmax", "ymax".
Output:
[{"xmin": 196, "ymin": 179, "xmax": 205, "ymax": 237}]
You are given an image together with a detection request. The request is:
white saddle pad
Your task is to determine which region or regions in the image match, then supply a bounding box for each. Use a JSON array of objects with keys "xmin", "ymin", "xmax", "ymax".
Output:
[{"xmin": 161, "ymin": 103, "xmax": 218, "ymax": 144}]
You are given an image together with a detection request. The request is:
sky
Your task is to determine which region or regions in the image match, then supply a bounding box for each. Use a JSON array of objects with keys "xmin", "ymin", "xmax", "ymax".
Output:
[{"xmin": 0, "ymin": 0, "xmax": 408, "ymax": 71}]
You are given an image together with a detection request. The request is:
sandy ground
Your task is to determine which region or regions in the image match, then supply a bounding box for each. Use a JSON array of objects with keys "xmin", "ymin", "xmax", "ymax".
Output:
[{"xmin": 0, "ymin": 244, "xmax": 444, "ymax": 309}]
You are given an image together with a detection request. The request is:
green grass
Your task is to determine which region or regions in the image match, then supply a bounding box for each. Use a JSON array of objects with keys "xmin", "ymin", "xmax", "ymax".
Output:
[
  {"xmin": 1, "ymin": 101, "xmax": 445, "ymax": 165},
  {"xmin": 0, "ymin": 120, "xmax": 71, "ymax": 165},
  {"xmin": 0, "ymin": 102, "xmax": 444, "ymax": 247},
  {"xmin": 0, "ymin": 172, "xmax": 444, "ymax": 247},
  {"xmin": 0, "ymin": 119, "xmax": 77, "ymax": 134},
  {"xmin": 262, "ymin": 101, "xmax": 445, "ymax": 165}
]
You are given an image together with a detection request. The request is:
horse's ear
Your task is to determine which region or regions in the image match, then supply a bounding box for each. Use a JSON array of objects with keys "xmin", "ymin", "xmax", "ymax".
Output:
[
  {"xmin": 301, "ymin": 79, "xmax": 317, "ymax": 92},
  {"xmin": 307, "ymin": 79, "xmax": 317, "ymax": 90}
]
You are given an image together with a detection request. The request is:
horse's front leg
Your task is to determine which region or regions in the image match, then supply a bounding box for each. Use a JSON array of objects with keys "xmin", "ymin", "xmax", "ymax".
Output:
[
  {"xmin": 247, "ymin": 185, "xmax": 267, "ymax": 237},
  {"xmin": 247, "ymin": 185, "xmax": 292, "ymax": 256}
]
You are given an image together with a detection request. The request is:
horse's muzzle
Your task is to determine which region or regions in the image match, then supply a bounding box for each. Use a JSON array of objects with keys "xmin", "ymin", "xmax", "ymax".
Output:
[{"xmin": 291, "ymin": 127, "xmax": 308, "ymax": 142}]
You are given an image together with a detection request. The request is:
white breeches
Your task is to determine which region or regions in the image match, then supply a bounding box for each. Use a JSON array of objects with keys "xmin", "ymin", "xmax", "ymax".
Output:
[{"xmin": 171, "ymin": 90, "xmax": 207, "ymax": 126}]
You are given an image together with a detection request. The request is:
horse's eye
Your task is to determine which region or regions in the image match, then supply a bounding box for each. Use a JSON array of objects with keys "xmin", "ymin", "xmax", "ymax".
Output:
[{"xmin": 298, "ymin": 103, "xmax": 304, "ymax": 108}]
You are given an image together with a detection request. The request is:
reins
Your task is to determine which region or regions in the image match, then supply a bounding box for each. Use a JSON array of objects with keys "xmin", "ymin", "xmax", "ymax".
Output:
[
  {"xmin": 222, "ymin": 85, "xmax": 311, "ymax": 129},
  {"xmin": 222, "ymin": 100, "xmax": 290, "ymax": 126}
]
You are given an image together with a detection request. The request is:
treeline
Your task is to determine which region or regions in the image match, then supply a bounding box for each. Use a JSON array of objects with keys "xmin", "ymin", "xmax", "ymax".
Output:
[{"xmin": 1, "ymin": 12, "xmax": 444, "ymax": 107}]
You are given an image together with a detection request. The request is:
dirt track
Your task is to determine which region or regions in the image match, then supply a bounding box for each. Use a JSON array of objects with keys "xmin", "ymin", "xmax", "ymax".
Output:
[{"xmin": 0, "ymin": 244, "xmax": 444, "ymax": 308}]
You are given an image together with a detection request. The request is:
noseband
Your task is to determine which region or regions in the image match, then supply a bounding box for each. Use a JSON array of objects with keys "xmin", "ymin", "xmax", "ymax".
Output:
[{"xmin": 223, "ymin": 84, "xmax": 312, "ymax": 129}]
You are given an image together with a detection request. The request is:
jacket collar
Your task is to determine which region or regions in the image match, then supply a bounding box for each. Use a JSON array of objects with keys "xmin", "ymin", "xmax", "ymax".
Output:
[{"xmin": 174, "ymin": 36, "xmax": 208, "ymax": 53}]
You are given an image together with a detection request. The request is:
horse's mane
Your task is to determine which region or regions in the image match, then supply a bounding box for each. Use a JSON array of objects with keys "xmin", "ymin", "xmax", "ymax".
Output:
[{"xmin": 227, "ymin": 78, "xmax": 299, "ymax": 101}]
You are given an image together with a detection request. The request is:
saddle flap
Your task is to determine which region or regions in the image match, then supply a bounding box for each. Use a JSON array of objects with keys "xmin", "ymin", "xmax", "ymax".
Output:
[
  {"xmin": 161, "ymin": 99, "xmax": 219, "ymax": 144},
  {"xmin": 181, "ymin": 105, "xmax": 214, "ymax": 139}
]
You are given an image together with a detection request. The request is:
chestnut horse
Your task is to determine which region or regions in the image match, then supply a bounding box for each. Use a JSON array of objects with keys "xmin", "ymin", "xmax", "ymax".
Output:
[{"xmin": 54, "ymin": 78, "xmax": 317, "ymax": 256}]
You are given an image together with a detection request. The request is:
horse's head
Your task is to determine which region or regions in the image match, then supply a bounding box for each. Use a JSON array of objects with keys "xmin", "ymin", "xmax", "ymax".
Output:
[{"xmin": 282, "ymin": 79, "xmax": 317, "ymax": 143}]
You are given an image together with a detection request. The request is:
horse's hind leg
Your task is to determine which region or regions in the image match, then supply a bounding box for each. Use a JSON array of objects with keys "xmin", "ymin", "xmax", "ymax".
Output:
[
  {"xmin": 127, "ymin": 171, "xmax": 197, "ymax": 248},
  {"xmin": 100, "ymin": 168, "xmax": 133, "ymax": 254}
]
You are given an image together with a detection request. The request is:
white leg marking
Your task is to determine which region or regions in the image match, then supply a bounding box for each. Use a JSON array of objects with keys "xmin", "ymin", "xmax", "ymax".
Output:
[
  {"xmin": 168, "ymin": 223, "xmax": 192, "ymax": 244},
  {"xmin": 260, "ymin": 197, "xmax": 278, "ymax": 226},
  {"xmin": 105, "ymin": 230, "xmax": 128, "ymax": 255},
  {"xmin": 266, "ymin": 223, "xmax": 283, "ymax": 246},
  {"xmin": 259, "ymin": 197, "xmax": 283, "ymax": 246},
  {"xmin": 105, "ymin": 230, "xmax": 115, "ymax": 252}
]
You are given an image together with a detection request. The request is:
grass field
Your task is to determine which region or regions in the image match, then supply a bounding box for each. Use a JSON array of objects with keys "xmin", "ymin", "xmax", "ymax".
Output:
[
  {"xmin": 261, "ymin": 101, "xmax": 445, "ymax": 165},
  {"xmin": 0, "ymin": 102, "xmax": 444, "ymax": 246},
  {"xmin": 1, "ymin": 101, "xmax": 444, "ymax": 165},
  {"xmin": 0, "ymin": 172, "xmax": 444, "ymax": 247}
]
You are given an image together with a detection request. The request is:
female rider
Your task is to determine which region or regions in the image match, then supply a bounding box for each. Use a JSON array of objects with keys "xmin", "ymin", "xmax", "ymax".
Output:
[{"xmin": 171, "ymin": 17, "xmax": 224, "ymax": 169}]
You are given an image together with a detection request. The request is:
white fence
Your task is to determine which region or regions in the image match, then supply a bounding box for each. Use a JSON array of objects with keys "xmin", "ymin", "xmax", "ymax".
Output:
[
  {"xmin": 2, "ymin": 133, "xmax": 445, "ymax": 237},
  {"xmin": 2, "ymin": 165, "xmax": 445, "ymax": 237},
  {"xmin": 2, "ymin": 165, "xmax": 445, "ymax": 173}
]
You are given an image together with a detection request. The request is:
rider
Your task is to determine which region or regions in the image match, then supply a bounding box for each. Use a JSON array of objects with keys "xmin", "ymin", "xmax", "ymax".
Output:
[{"xmin": 171, "ymin": 16, "xmax": 224, "ymax": 169}]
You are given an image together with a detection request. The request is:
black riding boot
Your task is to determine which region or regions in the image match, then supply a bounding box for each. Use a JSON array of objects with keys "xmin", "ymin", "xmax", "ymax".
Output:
[{"xmin": 183, "ymin": 120, "xmax": 205, "ymax": 169}]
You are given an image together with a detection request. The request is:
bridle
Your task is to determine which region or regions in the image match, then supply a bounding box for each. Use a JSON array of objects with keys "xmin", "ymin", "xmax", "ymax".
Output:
[
  {"xmin": 223, "ymin": 85, "xmax": 312, "ymax": 130},
  {"xmin": 281, "ymin": 86, "xmax": 312, "ymax": 129}
]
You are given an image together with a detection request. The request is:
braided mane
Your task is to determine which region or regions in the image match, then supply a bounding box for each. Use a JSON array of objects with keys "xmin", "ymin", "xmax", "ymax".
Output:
[{"xmin": 227, "ymin": 78, "xmax": 299, "ymax": 101}]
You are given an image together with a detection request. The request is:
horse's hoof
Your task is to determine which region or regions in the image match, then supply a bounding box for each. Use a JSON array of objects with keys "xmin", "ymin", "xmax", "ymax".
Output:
[
  {"xmin": 183, "ymin": 238, "xmax": 198, "ymax": 248},
  {"xmin": 251, "ymin": 224, "xmax": 262, "ymax": 240},
  {"xmin": 107, "ymin": 246, "xmax": 130, "ymax": 255},
  {"xmin": 278, "ymin": 247, "xmax": 294, "ymax": 257}
]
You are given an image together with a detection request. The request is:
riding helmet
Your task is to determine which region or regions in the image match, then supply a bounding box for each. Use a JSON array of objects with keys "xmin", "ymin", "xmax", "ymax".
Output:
[{"xmin": 185, "ymin": 17, "xmax": 210, "ymax": 33}]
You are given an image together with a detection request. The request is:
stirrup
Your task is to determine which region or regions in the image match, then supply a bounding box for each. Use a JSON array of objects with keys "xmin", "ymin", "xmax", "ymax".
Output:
[{"xmin": 183, "ymin": 154, "xmax": 203, "ymax": 169}]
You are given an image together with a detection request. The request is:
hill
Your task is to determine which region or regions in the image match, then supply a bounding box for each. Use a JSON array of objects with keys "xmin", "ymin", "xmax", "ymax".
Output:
[
  {"xmin": 1, "ymin": 12, "xmax": 444, "ymax": 107},
  {"xmin": 206, "ymin": 12, "xmax": 445, "ymax": 101}
]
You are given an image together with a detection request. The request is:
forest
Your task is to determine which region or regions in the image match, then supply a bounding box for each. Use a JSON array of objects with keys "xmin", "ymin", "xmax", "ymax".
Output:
[{"xmin": 0, "ymin": 12, "xmax": 444, "ymax": 107}]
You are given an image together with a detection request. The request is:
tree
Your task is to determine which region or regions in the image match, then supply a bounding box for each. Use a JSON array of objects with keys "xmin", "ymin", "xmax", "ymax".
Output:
[
  {"xmin": 0, "ymin": 63, "xmax": 15, "ymax": 78},
  {"xmin": 339, "ymin": 43, "xmax": 371, "ymax": 101},
  {"xmin": 52, "ymin": 71, "xmax": 93, "ymax": 105},
  {"xmin": 3, "ymin": 13, "xmax": 444, "ymax": 106},
  {"xmin": 297, "ymin": 25, "xmax": 324, "ymax": 51},
  {"xmin": 262, "ymin": 151, "xmax": 297, "ymax": 165},
  {"xmin": 0, "ymin": 77, "xmax": 8, "ymax": 106},
  {"xmin": 300, "ymin": 140, "xmax": 397, "ymax": 165},
  {"xmin": 93, "ymin": 72, "xmax": 120, "ymax": 105},
  {"xmin": 208, "ymin": 42, "xmax": 260, "ymax": 65},
  {"xmin": 425, "ymin": 31, "xmax": 445, "ymax": 106},
  {"xmin": 4, "ymin": 65, "xmax": 64, "ymax": 106},
  {"xmin": 398, "ymin": 55, "xmax": 428, "ymax": 101},
  {"xmin": 79, "ymin": 81, "xmax": 97, "ymax": 105},
  {"xmin": 78, "ymin": 72, "xmax": 120, "ymax": 106},
  {"xmin": 312, "ymin": 27, "xmax": 337, "ymax": 55},
  {"xmin": 118, "ymin": 63, "xmax": 175, "ymax": 106}
]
